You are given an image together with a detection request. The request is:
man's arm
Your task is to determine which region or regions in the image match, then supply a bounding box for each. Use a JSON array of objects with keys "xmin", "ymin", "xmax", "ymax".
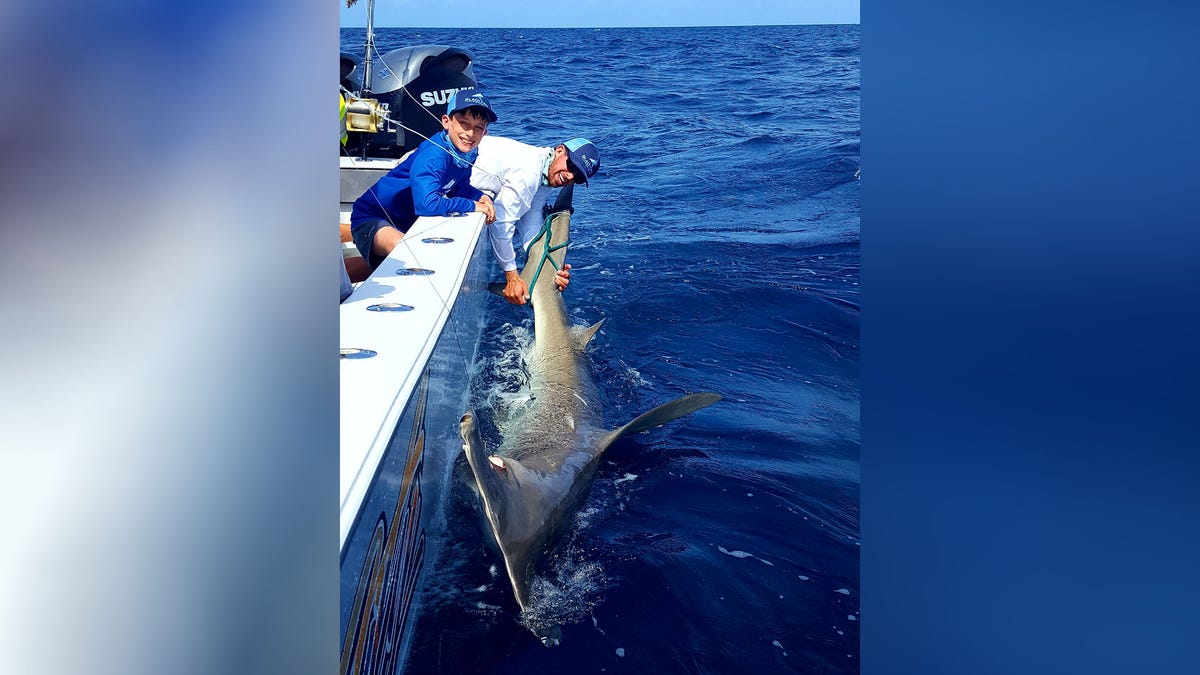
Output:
[{"xmin": 487, "ymin": 180, "xmax": 536, "ymax": 271}]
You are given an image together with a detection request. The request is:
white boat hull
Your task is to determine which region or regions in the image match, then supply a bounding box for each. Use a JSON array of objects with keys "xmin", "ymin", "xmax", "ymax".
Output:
[{"xmin": 339, "ymin": 212, "xmax": 490, "ymax": 673}]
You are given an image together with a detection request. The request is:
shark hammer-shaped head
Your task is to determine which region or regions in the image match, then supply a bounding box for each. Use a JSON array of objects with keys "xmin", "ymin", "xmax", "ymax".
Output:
[{"xmin": 459, "ymin": 412, "xmax": 546, "ymax": 611}]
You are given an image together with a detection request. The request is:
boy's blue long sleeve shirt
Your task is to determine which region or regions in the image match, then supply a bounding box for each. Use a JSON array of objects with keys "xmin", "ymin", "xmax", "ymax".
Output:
[{"xmin": 350, "ymin": 131, "xmax": 485, "ymax": 231}]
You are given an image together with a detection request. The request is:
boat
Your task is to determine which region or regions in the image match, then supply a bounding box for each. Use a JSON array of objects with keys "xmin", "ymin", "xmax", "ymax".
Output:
[{"xmin": 338, "ymin": 4, "xmax": 495, "ymax": 671}]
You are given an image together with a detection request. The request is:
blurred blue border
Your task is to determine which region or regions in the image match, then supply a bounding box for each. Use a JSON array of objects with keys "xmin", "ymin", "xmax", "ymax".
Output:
[{"xmin": 863, "ymin": 2, "xmax": 1200, "ymax": 672}]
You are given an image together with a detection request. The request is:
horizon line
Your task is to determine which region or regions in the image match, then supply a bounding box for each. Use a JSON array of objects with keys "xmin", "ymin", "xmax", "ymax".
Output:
[{"xmin": 339, "ymin": 22, "xmax": 860, "ymax": 29}]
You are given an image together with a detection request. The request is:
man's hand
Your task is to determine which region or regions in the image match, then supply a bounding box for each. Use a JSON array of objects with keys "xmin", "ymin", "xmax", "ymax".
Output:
[
  {"xmin": 554, "ymin": 264, "xmax": 572, "ymax": 292},
  {"xmin": 475, "ymin": 195, "xmax": 496, "ymax": 224},
  {"xmin": 503, "ymin": 263, "xmax": 571, "ymax": 305},
  {"xmin": 502, "ymin": 269, "xmax": 529, "ymax": 305}
]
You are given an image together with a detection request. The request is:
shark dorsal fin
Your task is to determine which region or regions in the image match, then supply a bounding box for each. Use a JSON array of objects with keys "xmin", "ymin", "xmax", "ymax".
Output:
[
  {"xmin": 596, "ymin": 392, "xmax": 722, "ymax": 455},
  {"xmin": 578, "ymin": 319, "xmax": 605, "ymax": 348}
]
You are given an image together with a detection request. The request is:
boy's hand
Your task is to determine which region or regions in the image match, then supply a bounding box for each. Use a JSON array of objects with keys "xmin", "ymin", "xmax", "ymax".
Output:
[{"xmin": 475, "ymin": 195, "xmax": 496, "ymax": 224}]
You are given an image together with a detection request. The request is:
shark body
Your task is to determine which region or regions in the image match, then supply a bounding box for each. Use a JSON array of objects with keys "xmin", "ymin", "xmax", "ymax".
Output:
[{"xmin": 460, "ymin": 185, "xmax": 720, "ymax": 644}]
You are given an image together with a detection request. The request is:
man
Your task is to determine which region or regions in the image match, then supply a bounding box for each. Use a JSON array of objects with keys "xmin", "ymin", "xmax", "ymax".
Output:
[
  {"xmin": 470, "ymin": 136, "xmax": 600, "ymax": 304},
  {"xmin": 349, "ymin": 88, "xmax": 498, "ymax": 270}
]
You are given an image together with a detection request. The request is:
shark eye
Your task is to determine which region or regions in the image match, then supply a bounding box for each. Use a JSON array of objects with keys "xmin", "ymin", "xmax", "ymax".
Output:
[{"xmin": 488, "ymin": 456, "xmax": 506, "ymax": 472}]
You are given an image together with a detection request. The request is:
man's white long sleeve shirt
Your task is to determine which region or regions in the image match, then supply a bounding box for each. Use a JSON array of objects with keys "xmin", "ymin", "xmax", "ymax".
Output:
[{"xmin": 470, "ymin": 135, "xmax": 555, "ymax": 273}]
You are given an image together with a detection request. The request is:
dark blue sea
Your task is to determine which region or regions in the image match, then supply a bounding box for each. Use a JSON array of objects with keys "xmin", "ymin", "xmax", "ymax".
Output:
[{"xmin": 342, "ymin": 24, "xmax": 860, "ymax": 674}]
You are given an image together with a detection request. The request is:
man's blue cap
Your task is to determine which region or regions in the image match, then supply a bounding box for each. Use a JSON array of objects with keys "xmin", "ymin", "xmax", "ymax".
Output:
[
  {"xmin": 446, "ymin": 87, "xmax": 497, "ymax": 123},
  {"xmin": 563, "ymin": 138, "xmax": 600, "ymax": 186}
]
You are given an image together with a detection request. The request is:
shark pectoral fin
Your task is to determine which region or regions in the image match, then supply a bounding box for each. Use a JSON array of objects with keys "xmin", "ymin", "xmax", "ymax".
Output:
[
  {"xmin": 578, "ymin": 319, "xmax": 605, "ymax": 348},
  {"xmin": 599, "ymin": 392, "xmax": 722, "ymax": 452}
]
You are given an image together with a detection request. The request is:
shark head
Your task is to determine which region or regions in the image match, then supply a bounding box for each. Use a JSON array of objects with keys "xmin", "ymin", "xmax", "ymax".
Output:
[{"xmin": 459, "ymin": 412, "xmax": 550, "ymax": 610}]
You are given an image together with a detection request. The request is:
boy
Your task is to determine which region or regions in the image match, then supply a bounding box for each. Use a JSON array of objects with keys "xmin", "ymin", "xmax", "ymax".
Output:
[{"xmin": 350, "ymin": 88, "xmax": 498, "ymax": 269}]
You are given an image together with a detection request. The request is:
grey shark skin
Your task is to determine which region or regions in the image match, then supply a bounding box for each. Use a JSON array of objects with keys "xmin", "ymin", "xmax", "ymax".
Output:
[{"xmin": 460, "ymin": 185, "xmax": 721, "ymax": 645}]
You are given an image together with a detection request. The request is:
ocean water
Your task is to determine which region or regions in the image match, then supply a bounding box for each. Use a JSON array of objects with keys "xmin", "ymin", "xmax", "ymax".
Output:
[{"xmin": 341, "ymin": 24, "xmax": 860, "ymax": 673}]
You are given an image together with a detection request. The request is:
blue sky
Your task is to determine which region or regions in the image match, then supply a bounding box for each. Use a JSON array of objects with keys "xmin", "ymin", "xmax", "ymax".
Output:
[{"xmin": 340, "ymin": 0, "xmax": 859, "ymax": 28}]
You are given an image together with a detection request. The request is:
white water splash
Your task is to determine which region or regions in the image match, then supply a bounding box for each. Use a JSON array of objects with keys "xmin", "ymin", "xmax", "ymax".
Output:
[
  {"xmin": 718, "ymin": 546, "xmax": 775, "ymax": 566},
  {"xmin": 772, "ymin": 640, "xmax": 788, "ymax": 656},
  {"xmin": 614, "ymin": 473, "xmax": 638, "ymax": 484},
  {"xmin": 575, "ymin": 506, "xmax": 601, "ymax": 527},
  {"xmin": 615, "ymin": 648, "xmax": 625, "ymax": 657},
  {"xmin": 496, "ymin": 391, "xmax": 532, "ymax": 407},
  {"xmin": 835, "ymin": 588, "xmax": 850, "ymax": 595},
  {"xmin": 623, "ymin": 366, "xmax": 649, "ymax": 388},
  {"xmin": 522, "ymin": 557, "xmax": 607, "ymax": 638}
]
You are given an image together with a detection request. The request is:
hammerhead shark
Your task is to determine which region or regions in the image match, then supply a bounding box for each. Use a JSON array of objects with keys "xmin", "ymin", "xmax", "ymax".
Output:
[{"xmin": 459, "ymin": 185, "xmax": 720, "ymax": 645}]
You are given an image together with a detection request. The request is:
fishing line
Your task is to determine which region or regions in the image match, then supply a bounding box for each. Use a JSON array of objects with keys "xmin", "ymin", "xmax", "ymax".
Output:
[
  {"xmin": 342, "ymin": 62, "xmax": 560, "ymax": 372},
  {"xmin": 342, "ymin": 48, "xmax": 506, "ymax": 183},
  {"xmin": 342, "ymin": 112, "xmax": 480, "ymax": 373},
  {"xmin": 371, "ymin": 84, "xmax": 579, "ymax": 300},
  {"xmin": 361, "ymin": 119, "xmax": 494, "ymax": 373},
  {"xmin": 342, "ymin": 73, "xmax": 504, "ymax": 373}
]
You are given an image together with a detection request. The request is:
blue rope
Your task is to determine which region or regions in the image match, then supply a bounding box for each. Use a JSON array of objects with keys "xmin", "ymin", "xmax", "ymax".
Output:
[{"xmin": 525, "ymin": 212, "xmax": 570, "ymax": 296}]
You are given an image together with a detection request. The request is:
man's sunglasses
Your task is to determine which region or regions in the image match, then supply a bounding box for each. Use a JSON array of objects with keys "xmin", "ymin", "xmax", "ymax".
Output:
[{"xmin": 565, "ymin": 160, "xmax": 583, "ymax": 182}]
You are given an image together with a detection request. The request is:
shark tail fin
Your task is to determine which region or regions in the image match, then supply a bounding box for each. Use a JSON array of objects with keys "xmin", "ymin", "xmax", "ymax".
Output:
[
  {"xmin": 549, "ymin": 183, "xmax": 575, "ymax": 215},
  {"xmin": 598, "ymin": 392, "xmax": 722, "ymax": 454}
]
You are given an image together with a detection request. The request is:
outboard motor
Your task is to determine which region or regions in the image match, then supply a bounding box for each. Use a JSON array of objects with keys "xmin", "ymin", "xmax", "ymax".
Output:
[
  {"xmin": 342, "ymin": 45, "xmax": 478, "ymax": 158},
  {"xmin": 339, "ymin": 52, "xmax": 360, "ymax": 94}
]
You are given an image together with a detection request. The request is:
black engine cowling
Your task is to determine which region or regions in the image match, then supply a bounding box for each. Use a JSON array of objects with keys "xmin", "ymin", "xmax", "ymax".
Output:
[{"xmin": 341, "ymin": 45, "xmax": 479, "ymax": 158}]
